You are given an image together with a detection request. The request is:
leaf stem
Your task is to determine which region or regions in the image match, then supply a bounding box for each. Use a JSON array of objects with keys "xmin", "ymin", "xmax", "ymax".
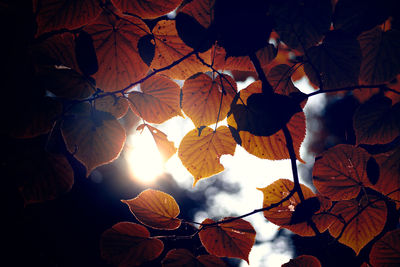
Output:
[{"xmin": 306, "ymin": 84, "xmax": 387, "ymax": 98}]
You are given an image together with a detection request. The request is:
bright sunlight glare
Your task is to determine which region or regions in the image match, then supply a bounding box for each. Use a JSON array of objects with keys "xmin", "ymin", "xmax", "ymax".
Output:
[{"xmin": 124, "ymin": 128, "xmax": 164, "ymax": 184}]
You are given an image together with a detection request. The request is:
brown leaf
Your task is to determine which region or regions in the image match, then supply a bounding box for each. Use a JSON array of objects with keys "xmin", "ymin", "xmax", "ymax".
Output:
[
  {"xmin": 282, "ymin": 255, "xmax": 322, "ymax": 267},
  {"xmin": 199, "ymin": 218, "xmax": 256, "ymax": 263},
  {"xmin": 122, "ymin": 189, "xmax": 181, "ymax": 230},
  {"xmin": 112, "ymin": 0, "xmax": 182, "ymax": 19},
  {"xmin": 313, "ymin": 144, "xmax": 371, "ymax": 201},
  {"xmin": 95, "ymin": 96, "xmax": 129, "ymax": 119},
  {"xmin": 178, "ymin": 126, "xmax": 236, "ymax": 186},
  {"xmin": 370, "ymin": 229, "xmax": 400, "ymax": 267},
  {"xmin": 162, "ymin": 249, "xmax": 226, "ymax": 267},
  {"xmin": 100, "ymin": 222, "xmax": 164, "ymax": 267}
]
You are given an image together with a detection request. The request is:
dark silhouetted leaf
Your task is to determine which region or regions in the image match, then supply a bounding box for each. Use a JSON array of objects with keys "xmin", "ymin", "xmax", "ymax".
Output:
[
  {"xmin": 282, "ymin": 255, "xmax": 322, "ymax": 267},
  {"xmin": 290, "ymin": 197, "xmax": 321, "ymax": 224},
  {"xmin": 75, "ymin": 30, "xmax": 98, "ymax": 76},
  {"xmin": 370, "ymin": 229, "xmax": 400, "ymax": 266},
  {"xmin": 138, "ymin": 34, "xmax": 155, "ymax": 66},
  {"xmin": 366, "ymin": 157, "xmax": 380, "ymax": 185},
  {"xmin": 162, "ymin": 249, "xmax": 226, "ymax": 267}
]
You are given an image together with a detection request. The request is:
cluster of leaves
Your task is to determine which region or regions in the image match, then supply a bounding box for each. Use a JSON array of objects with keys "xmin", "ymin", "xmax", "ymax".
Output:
[{"xmin": 3, "ymin": 0, "xmax": 400, "ymax": 266}]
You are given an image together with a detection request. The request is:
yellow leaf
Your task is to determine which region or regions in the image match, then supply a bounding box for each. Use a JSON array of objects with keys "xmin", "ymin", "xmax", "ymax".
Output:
[
  {"xmin": 178, "ymin": 126, "xmax": 236, "ymax": 186},
  {"xmin": 122, "ymin": 189, "xmax": 181, "ymax": 230}
]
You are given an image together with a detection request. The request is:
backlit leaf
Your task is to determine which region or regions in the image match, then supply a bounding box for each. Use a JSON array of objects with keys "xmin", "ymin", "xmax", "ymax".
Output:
[
  {"xmin": 178, "ymin": 126, "xmax": 236, "ymax": 186},
  {"xmin": 199, "ymin": 218, "xmax": 256, "ymax": 263},
  {"xmin": 33, "ymin": 0, "xmax": 101, "ymax": 36},
  {"xmin": 312, "ymin": 144, "xmax": 371, "ymax": 201},
  {"xmin": 353, "ymin": 97, "xmax": 400, "ymax": 145},
  {"xmin": 137, "ymin": 124, "xmax": 177, "ymax": 161},
  {"xmin": 128, "ymin": 74, "xmax": 182, "ymax": 123},
  {"xmin": 182, "ymin": 73, "xmax": 237, "ymax": 127},
  {"xmin": 162, "ymin": 249, "xmax": 226, "ymax": 267},
  {"xmin": 111, "ymin": 0, "xmax": 182, "ymax": 19},
  {"xmin": 267, "ymin": 64, "xmax": 298, "ymax": 96},
  {"xmin": 179, "ymin": 0, "xmax": 214, "ymax": 29},
  {"xmin": 61, "ymin": 108, "xmax": 126, "ymax": 175},
  {"xmin": 304, "ymin": 31, "xmax": 362, "ymax": 90},
  {"xmin": 100, "ymin": 222, "xmax": 164, "ymax": 267},
  {"xmin": 122, "ymin": 189, "xmax": 181, "ymax": 230},
  {"xmin": 84, "ymin": 11, "xmax": 151, "ymax": 91},
  {"xmin": 370, "ymin": 229, "xmax": 400, "ymax": 267},
  {"xmin": 95, "ymin": 96, "xmax": 129, "ymax": 119},
  {"xmin": 329, "ymin": 196, "xmax": 387, "ymax": 255},
  {"xmin": 258, "ymin": 179, "xmax": 333, "ymax": 236},
  {"xmin": 151, "ymin": 20, "xmax": 211, "ymax": 80},
  {"xmin": 227, "ymin": 81, "xmax": 305, "ymax": 162},
  {"xmin": 282, "ymin": 255, "xmax": 322, "ymax": 267}
]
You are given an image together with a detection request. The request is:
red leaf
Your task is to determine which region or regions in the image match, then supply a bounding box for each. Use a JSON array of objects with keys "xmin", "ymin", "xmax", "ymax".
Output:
[
  {"xmin": 282, "ymin": 255, "xmax": 322, "ymax": 267},
  {"xmin": 112, "ymin": 0, "xmax": 183, "ymax": 19},
  {"xmin": 162, "ymin": 249, "xmax": 226, "ymax": 267},
  {"xmin": 370, "ymin": 229, "xmax": 400, "ymax": 266}
]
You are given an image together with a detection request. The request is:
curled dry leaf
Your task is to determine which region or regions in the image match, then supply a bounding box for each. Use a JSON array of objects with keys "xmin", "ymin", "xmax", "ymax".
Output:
[
  {"xmin": 282, "ymin": 255, "xmax": 322, "ymax": 267},
  {"xmin": 128, "ymin": 74, "xmax": 182, "ymax": 123},
  {"xmin": 369, "ymin": 229, "xmax": 400, "ymax": 267},
  {"xmin": 329, "ymin": 196, "xmax": 387, "ymax": 255},
  {"xmin": 122, "ymin": 189, "xmax": 181, "ymax": 230},
  {"xmin": 178, "ymin": 126, "xmax": 236, "ymax": 186},
  {"xmin": 313, "ymin": 144, "xmax": 371, "ymax": 201},
  {"xmin": 162, "ymin": 249, "xmax": 226, "ymax": 267},
  {"xmin": 100, "ymin": 222, "xmax": 164, "ymax": 267},
  {"xmin": 182, "ymin": 73, "xmax": 237, "ymax": 127},
  {"xmin": 199, "ymin": 218, "xmax": 256, "ymax": 263}
]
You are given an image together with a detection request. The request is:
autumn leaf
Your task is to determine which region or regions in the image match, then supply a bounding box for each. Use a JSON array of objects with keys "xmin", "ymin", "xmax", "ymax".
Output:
[
  {"xmin": 151, "ymin": 20, "xmax": 211, "ymax": 80},
  {"xmin": 178, "ymin": 126, "xmax": 236, "ymax": 186},
  {"xmin": 128, "ymin": 74, "xmax": 182, "ymax": 124},
  {"xmin": 312, "ymin": 144, "xmax": 371, "ymax": 201},
  {"xmin": 95, "ymin": 96, "xmax": 129, "ymax": 119},
  {"xmin": 329, "ymin": 196, "xmax": 387, "ymax": 255},
  {"xmin": 282, "ymin": 255, "xmax": 322, "ymax": 267},
  {"xmin": 199, "ymin": 218, "xmax": 256, "ymax": 263},
  {"xmin": 100, "ymin": 222, "xmax": 164, "ymax": 267},
  {"xmin": 33, "ymin": 0, "xmax": 101, "ymax": 36},
  {"xmin": 122, "ymin": 189, "xmax": 181, "ymax": 230},
  {"xmin": 61, "ymin": 107, "xmax": 126, "ymax": 175},
  {"xmin": 137, "ymin": 124, "xmax": 177, "ymax": 161},
  {"xmin": 162, "ymin": 249, "xmax": 226, "ymax": 267},
  {"xmin": 111, "ymin": 0, "xmax": 182, "ymax": 19},
  {"xmin": 227, "ymin": 81, "xmax": 305, "ymax": 162},
  {"xmin": 84, "ymin": 11, "xmax": 151, "ymax": 92},
  {"xmin": 370, "ymin": 229, "xmax": 400, "ymax": 267},
  {"xmin": 353, "ymin": 97, "xmax": 400, "ymax": 145},
  {"xmin": 181, "ymin": 73, "xmax": 237, "ymax": 127}
]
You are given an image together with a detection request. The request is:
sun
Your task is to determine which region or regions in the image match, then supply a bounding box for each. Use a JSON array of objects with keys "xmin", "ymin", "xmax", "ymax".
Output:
[{"xmin": 124, "ymin": 128, "xmax": 165, "ymax": 184}]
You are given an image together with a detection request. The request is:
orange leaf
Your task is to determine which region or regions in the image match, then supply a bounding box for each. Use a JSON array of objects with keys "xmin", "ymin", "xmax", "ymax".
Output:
[
  {"xmin": 100, "ymin": 222, "xmax": 164, "ymax": 267},
  {"xmin": 33, "ymin": 0, "xmax": 101, "ymax": 36},
  {"xmin": 137, "ymin": 124, "xmax": 177, "ymax": 161},
  {"xmin": 282, "ymin": 255, "xmax": 322, "ymax": 267},
  {"xmin": 370, "ymin": 229, "xmax": 400, "ymax": 266},
  {"xmin": 122, "ymin": 189, "xmax": 181, "ymax": 230},
  {"xmin": 353, "ymin": 97, "xmax": 400, "ymax": 145},
  {"xmin": 358, "ymin": 27, "xmax": 400, "ymax": 84},
  {"xmin": 61, "ymin": 108, "xmax": 126, "ymax": 175},
  {"xmin": 258, "ymin": 179, "xmax": 333, "ymax": 236},
  {"xmin": 329, "ymin": 196, "xmax": 387, "ymax": 255},
  {"xmin": 84, "ymin": 11, "xmax": 151, "ymax": 91},
  {"xmin": 227, "ymin": 81, "xmax": 305, "ymax": 162},
  {"xmin": 182, "ymin": 73, "xmax": 237, "ymax": 127},
  {"xmin": 95, "ymin": 96, "xmax": 129, "ymax": 119},
  {"xmin": 312, "ymin": 144, "xmax": 371, "ymax": 201},
  {"xmin": 112, "ymin": 0, "xmax": 182, "ymax": 19},
  {"xmin": 178, "ymin": 126, "xmax": 236, "ymax": 186},
  {"xmin": 179, "ymin": 0, "xmax": 214, "ymax": 29},
  {"xmin": 199, "ymin": 218, "xmax": 256, "ymax": 263},
  {"xmin": 128, "ymin": 74, "xmax": 182, "ymax": 123},
  {"xmin": 151, "ymin": 20, "xmax": 211, "ymax": 80},
  {"xmin": 162, "ymin": 249, "xmax": 226, "ymax": 267}
]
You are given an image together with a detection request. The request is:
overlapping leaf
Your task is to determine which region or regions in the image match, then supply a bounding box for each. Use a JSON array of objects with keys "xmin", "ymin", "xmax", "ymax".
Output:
[
  {"xmin": 304, "ymin": 31, "xmax": 362, "ymax": 90},
  {"xmin": 162, "ymin": 249, "xmax": 226, "ymax": 267},
  {"xmin": 33, "ymin": 0, "xmax": 101, "ymax": 36},
  {"xmin": 178, "ymin": 126, "xmax": 236, "ymax": 185},
  {"xmin": 353, "ymin": 97, "xmax": 400, "ymax": 145},
  {"xmin": 61, "ymin": 107, "xmax": 126, "ymax": 175},
  {"xmin": 84, "ymin": 11, "xmax": 151, "ymax": 91},
  {"xmin": 100, "ymin": 222, "xmax": 164, "ymax": 267},
  {"xmin": 95, "ymin": 96, "xmax": 129, "ymax": 119},
  {"xmin": 128, "ymin": 74, "xmax": 182, "ymax": 123},
  {"xmin": 137, "ymin": 124, "xmax": 177, "ymax": 162},
  {"xmin": 282, "ymin": 255, "xmax": 322, "ymax": 267},
  {"xmin": 358, "ymin": 27, "xmax": 400, "ymax": 84},
  {"xmin": 313, "ymin": 144, "xmax": 371, "ymax": 201},
  {"xmin": 199, "ymin": 218, "xmax": 256, "ymax": 263},
  {"xmin": 122, "ymin": 189, "xmax": 181, "ymax": 230},
  {"xmin": 227, "ymin": 81, "xmax": 305, "ymax": 162},
  {"xmin": 181, "ymin": 73, "xmax": 237, "ymax": 127},
  {"xmin": 151, "ymin": 20, "xmax": 211, "ymax": 80},
  {"xmin": 111, "ymin": 0, "xmax": 182, "ymax": 19},
  {"xmin": 369, "ymin": 229, "xmax": 400, "ymax": 266},
  {"xmin": 329, "ymin": 196, "xmax": 387, "ymax": 255},
  {"xmin": 258, "ymin": 179, "xmax": 333, "ymax": 236}
]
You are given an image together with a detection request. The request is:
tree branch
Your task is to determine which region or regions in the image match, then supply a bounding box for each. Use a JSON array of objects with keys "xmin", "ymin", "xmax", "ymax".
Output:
[{"xmin": 249, "ymin": 52, "xmax": 273, "ymax": 94}]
